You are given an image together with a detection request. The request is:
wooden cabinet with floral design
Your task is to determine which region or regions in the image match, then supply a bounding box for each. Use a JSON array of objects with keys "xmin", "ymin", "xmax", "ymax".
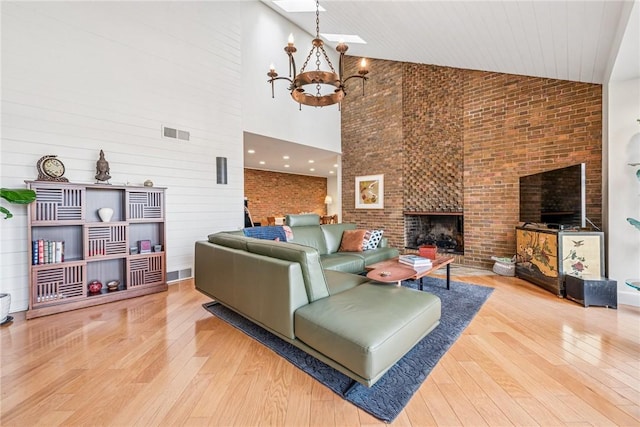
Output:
[{"xmin": 515, "ymin": 226, "xmax": 604, "ymax": 296}]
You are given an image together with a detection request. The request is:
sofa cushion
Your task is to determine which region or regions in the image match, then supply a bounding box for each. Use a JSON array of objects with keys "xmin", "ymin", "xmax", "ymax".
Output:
[
  {"xmin": 323, "ymin": 269, "xmax": 369, "ymax": 295},
  {"xmin": 320, "ymin": 253, "xmax": 366, "ymax": 273},
  {"xmin": 355, "ymin": 246, "xmax": 400, "ymax": 265},
  {"xmin": 339, "ymin": 229, "xmax": 368, "ymax": 252},
  {"xmin": 208, "ymin": 232, "xmax": 249, "ymax": 251},
  {"xmin": 321, "ymin": 223, "xmax": 357, "ymax": 253},
  {"xmin": 246, "ymin": 239, "xmax": 330, "ymax": 302},
  {"xmin": 288, "ymin": 226, "xmax": 328, "ymax": 255},
  {"xmin": 286, "ymin": 213, "xmax": 320, "ymax": 226},
  {"xmin": 294, "ymin": 283, "xmax": 441, "ymax": 382}
]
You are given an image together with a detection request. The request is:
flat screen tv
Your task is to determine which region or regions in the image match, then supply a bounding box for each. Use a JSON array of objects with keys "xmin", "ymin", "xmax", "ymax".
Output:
[{"xmin": 519, "ymin": 163, "xmax": 586, "ymax": 228}]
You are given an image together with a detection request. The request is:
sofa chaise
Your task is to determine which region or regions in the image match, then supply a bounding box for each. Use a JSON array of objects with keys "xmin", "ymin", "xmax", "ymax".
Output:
[{"xmin": 194, "ymin": 215, "xmax": 442, "ymax": 389}]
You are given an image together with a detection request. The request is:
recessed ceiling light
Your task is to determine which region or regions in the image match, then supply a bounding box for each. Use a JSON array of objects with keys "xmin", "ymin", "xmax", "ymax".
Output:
[
  {"xmin": 329, "ymin": 171, "xmax": 334, "ymax": 174},
  {"xmin": 321, "ymin": 34, "xmax": 366, "ymax": 44},
  {"xmin": 308, "ymin": 160, "xmax": 314, "ymax": 163},
  {"xmin": 284, "ymin": 164, "xmax": 290, "ymax": 168},
  {"xmin": 273, "ymin": 0, "xmax": 325, "ymax": 13},
  {"xmin": 247, "ymin": 149, "xmax": 255, "ymax": 154},
  {"xmin": 259, "ymin": 161, "xmax": 265, "ymax": 165},
  {"xmin": 310, "ymin": 168, "xmax": 315, "ymax": 172},
  {"xmin": 283, "ymin": 155, "xmax": 290, "ymax": 160},
  {"xmin": 333, "ymin": 164, "xmax": 339, "ymax": 168}
]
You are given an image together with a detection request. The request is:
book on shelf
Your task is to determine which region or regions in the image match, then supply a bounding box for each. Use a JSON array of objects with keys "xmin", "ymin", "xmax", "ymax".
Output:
[
  {"xmin": 399, "ymin": 254, "xmax": 432, "ymax": 267},
  {"xmin": 32, "ymin": 240, "xmax": 65, "ymax": 265}
]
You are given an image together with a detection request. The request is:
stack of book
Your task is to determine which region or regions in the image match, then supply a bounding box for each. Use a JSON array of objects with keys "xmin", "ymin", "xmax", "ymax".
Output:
[
  {"xmin": 399, "ymin": 254, "xmax": 432, "ymax": 268},
  {"xmin": 32, "ymin": 240, "xmax": 65, "ymax": 265}
]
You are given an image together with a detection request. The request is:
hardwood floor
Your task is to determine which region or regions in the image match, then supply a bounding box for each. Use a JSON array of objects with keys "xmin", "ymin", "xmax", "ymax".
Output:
[{"xmin": 2, "ymin": 273, "xmax": 639, "ymax": 426}]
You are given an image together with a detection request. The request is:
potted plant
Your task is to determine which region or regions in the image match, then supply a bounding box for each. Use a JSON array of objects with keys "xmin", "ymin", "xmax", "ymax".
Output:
[
  {"xmin": 1, "ymin": 187, "xmax": 37, "ymax": 324},
  {"xmin": 625, "ymin": 119, "xmax": 640, "ymax": 291}
]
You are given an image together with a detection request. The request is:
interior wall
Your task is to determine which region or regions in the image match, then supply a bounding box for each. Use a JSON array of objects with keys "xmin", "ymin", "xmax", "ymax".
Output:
[
  {"xmin": 340, "ymin": 59, "xmax": 405, "ymax": 239},
  {"xmin": 244, "ymin": 169, "xmax": 327, "ymax": 225},
  {"xmin": 1, "ymin": 2, "xmax": 244, "ymax": 311},
  {"xmin": 240, "ymin": 2, "xmax": 341, "ymax": 153},
  {"xmin": 607, "ymin": 78, "xmax": 640, "ymax": 306},
  {"xmin": 342, "ymin": 57, "xmax": 603, "ymax": 270}
]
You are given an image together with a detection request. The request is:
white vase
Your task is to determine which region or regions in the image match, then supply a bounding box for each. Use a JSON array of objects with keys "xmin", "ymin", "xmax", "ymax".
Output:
[
  {"xmin": 0, "ymin": 293, "xmax": 11, "ymax": 324},
  {"xmin": 98, "ymin": 207, "xmax": 114, "ymax": 222}
]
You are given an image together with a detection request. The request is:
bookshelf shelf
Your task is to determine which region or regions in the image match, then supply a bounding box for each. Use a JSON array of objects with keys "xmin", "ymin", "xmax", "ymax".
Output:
[{"xmin": 26, "ymin": 181, "xmax": 167, "ymax": 319}]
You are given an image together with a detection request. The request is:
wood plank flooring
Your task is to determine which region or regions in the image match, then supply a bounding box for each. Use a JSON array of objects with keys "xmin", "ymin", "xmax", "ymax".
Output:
[{"xmin": 2, "ymin": 273, "xmax": 639, "ymax": 426}]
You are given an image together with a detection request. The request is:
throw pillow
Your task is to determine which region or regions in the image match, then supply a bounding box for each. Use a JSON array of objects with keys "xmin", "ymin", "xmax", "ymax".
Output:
[
  {"xmin": 364, "ymin": 229, "xmax": 384, "ymax": 250},
  {"xmin": 338, "ymin": 229, "xmax": 368, "ymax": 252},
  {"xmin": 282, "ymin": 225, "xmax": 294, "ymax": 241}
]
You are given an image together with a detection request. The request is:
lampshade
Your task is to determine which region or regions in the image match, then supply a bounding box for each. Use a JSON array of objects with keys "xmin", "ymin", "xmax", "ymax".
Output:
[{"xmin": 324, "ymin": 195, "xmax": 333, "ymax": 205}]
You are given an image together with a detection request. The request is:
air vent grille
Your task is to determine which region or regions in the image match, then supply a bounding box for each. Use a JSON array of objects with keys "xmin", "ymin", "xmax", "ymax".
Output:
[{"xmin": 162, "ymin": 126, "xmax": 190, "ymax": 141}]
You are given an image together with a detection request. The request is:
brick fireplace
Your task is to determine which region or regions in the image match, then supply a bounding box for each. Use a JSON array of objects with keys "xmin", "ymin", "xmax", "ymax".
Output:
[
  {"xmin": 404, "ymin": 213, "xmax": 464, "ymax": 254},
  {"xmin": 340, "ymin": 57, "xmax": 603, "ymax": 269}
]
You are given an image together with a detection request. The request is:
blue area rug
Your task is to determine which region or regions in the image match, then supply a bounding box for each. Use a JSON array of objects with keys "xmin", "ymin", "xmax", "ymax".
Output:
[{"xmin": 203, "ymin": 277, "xmax": 493, "ymax": 422}]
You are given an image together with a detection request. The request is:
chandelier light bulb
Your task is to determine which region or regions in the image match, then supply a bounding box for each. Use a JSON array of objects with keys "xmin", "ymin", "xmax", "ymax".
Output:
[
  {"xmin": 360, "ymin": 58, "xmax": 367, "ymax": 71},
  {"xmin": 269, "ymin": 63, "xmax": 275, "ymax": 72},
  {"xmin": 288, "ymin": 33, "xmax": 295, "ymax": 45}
]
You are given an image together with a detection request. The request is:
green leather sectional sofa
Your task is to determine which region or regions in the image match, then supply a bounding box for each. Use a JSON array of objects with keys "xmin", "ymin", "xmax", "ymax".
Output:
[{"xmin": 194, "ymin": 214, "xmax": 442, "ymax": 389}]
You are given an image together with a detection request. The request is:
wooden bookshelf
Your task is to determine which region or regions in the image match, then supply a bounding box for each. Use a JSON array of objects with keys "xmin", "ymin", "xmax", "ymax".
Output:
[{"xmin": 25, "ymin": 181, "xmax": 167, "ymax": 319}]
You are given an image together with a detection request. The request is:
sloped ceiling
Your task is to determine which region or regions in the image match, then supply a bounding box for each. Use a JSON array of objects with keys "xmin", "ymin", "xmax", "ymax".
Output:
[{"xmin": 248, "ymin": 0, "xmax": 638, "ymax": 177}]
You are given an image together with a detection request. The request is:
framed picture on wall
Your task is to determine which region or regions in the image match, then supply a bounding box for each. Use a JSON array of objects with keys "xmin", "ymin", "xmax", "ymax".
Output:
[{"xmin": 355, "ymin": 174, "xmax": 384, "ymax": 209}]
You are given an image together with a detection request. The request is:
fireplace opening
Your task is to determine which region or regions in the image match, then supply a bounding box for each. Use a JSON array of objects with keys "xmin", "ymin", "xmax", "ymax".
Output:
[{"xmin": 404, "ymin": 213, "xmax": 464, "ymax": 254}]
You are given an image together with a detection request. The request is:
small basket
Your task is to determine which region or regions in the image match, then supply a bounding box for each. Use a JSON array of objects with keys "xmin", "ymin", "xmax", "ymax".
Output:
[{"xmin": 491, "ymin": 256, "xmax": 516, "ymax": 276}]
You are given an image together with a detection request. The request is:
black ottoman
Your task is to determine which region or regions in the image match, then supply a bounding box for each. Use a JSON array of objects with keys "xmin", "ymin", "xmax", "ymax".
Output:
[{"xmin": 565, "ymin": 274, "xmax": 617, "ymax": 309}]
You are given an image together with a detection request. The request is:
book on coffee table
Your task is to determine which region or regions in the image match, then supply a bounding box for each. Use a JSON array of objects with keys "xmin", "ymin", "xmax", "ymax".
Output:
[{"xmin": 399, "ymin": 254, "xmax": 432, "ymax": 267}]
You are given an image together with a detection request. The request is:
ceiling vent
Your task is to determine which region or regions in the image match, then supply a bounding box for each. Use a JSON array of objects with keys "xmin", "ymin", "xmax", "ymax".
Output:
[{"xmin": 162, "ymin": 126, "xmax": 190, "ymax": 141}]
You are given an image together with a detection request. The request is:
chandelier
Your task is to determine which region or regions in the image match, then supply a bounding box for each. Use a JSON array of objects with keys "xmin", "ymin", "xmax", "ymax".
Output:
[{"xmin": 267, "ymin": 0, "xmax": 369, "ymax": 108}]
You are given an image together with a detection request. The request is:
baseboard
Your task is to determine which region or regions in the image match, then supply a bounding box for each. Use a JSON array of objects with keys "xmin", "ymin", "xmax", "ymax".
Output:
[{"xmin": 618, "ymin": 289, "xmax": 640, "ymax": 307}]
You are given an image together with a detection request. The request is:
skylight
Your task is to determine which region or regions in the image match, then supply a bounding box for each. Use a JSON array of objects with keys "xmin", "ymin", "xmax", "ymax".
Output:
[
  {"xmin": 321, "ymin": 33, "xmax": 367, "ymax": 44},
  {"xmin": 273, "ymin": 1, "xmax": 325, "ymax": 13}
]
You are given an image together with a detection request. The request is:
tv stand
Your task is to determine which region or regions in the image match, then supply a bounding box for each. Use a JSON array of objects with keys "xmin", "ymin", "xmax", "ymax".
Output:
[{"xmin": 515, "ymin": 226, "xmax": 604, "ymax": 296}]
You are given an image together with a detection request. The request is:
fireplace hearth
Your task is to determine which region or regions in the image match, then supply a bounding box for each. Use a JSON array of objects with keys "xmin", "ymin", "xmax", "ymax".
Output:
[{"xmin": 404, "ymin": 212, "xmax": 464, "ymax": 254}]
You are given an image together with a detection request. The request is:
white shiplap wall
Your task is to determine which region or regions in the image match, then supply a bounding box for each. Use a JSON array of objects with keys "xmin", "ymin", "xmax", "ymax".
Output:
[{"xmin": 1, "ymin": 2, "xmax": 244, "ymax": 312}]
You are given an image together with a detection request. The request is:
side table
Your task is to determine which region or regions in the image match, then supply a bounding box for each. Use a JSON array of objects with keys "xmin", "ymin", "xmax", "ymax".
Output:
[{"xmin": 565, "ymin": 274, "xmax": 617, "ymax": 309}]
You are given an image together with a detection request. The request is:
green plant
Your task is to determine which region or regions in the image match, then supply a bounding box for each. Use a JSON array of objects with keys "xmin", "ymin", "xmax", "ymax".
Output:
[
  {"xmin": 1, "ymin": 188, "xmax": 36, "ymax": 219},
  {"xmin": 627, "ymin": 119, "xmax": 640, "ymax": 231}
]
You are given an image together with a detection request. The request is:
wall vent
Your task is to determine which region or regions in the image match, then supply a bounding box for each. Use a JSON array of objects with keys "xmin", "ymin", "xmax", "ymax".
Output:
[
  {"xmin": 162, "ymin": 126, "xmax": 190, "ymax": 141},
  {"xmin": 166, "ymin": 268, "xmax": 193, "ymax": 283}
]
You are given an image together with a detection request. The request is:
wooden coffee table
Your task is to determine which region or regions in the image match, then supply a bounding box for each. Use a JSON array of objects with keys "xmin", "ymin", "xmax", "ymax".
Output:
[
  {"xmin": 366, "ymin": 255, "xmax": 455, "ymax": 290},
  {"xmin": 365, "ymin": 265, "xmax": 416, "ymax": 286}
]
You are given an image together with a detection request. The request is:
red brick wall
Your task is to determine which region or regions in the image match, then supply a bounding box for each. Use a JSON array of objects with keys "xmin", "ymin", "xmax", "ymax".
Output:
[
  {"xmin": 341, "ymin": 59, "xmax": 405, "ymax": 239},
  {"xmin": 463, "ymin": 72, "xmax": 602, "ymax": 267},
  {"xmin": 403, "ymin": 64, "xmax": 464, "ymax": 212},
  {"xmin": 244, "ymin": 169, "xmax": 327, "ymax": 226},
  {"xmin": 342, "ymin": 58, "xmax": 602, "ymax": 269}
]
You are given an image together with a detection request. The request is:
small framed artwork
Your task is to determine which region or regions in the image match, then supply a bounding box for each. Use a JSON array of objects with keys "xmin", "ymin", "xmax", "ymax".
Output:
[
  {"xmin": 355, "ymin": 174, "xmax": 384, "ymax": 209},
  {"xmin": 138, "ymin": 240, "xmax": 151, "ymax": 254}
]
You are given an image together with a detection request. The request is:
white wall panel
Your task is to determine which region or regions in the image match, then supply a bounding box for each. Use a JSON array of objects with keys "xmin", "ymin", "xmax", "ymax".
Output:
[
  {"xmin": 241, "ymin": 2, "xmax": 342, "ymax": 154},
  {"xmin": 1, "ymin": 1, "xmax": 244, "ymax": 312}
]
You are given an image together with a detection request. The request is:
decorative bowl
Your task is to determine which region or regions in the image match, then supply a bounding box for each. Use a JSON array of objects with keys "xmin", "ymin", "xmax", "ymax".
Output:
[
  {"xmin": 106, "ymin": 280, "xmax": 120, "ymax": 291},
  {"xmin": 88, "ymin": 280, "xmax": 102, "ymax": 293}
]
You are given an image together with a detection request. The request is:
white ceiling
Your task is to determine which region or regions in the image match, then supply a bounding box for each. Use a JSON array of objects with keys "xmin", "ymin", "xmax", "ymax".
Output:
[
  {"xmin": 248, "ymin": 0, "xmax": 638, "ymax": 177},
  {"xmin": 244, "ymin": 132, "xmax": 341, "ymax": 177}
]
